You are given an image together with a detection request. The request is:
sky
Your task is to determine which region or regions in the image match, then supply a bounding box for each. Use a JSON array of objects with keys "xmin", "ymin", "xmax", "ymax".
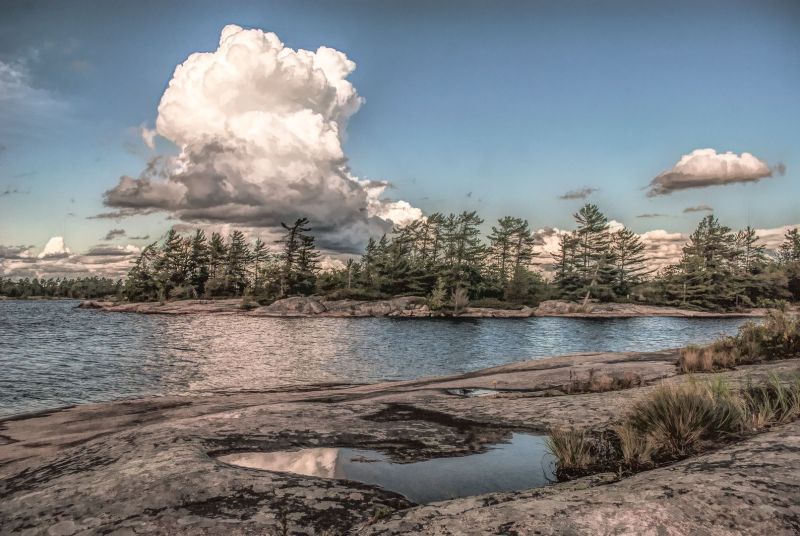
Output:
[{"xmin": 0, "ymin": 0, "xmax": 798, "ymax": 277}]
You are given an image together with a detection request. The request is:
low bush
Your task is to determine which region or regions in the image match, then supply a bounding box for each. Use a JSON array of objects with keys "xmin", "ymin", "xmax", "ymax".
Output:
[{"xmin": 564, "ymin": 369, "xmax": 642, "ymax": 394}]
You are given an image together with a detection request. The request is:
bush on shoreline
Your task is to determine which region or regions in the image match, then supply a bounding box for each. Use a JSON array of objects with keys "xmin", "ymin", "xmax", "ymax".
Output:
[{"xmin": 678, "ymin": 310, "xmax": 800, "ymax": 373}]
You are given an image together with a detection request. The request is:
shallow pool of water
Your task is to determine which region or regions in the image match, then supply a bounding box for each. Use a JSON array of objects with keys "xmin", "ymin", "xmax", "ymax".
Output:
[{"xmin": 216, "ymin": 433, "xmax": 555, "ymax": 503}]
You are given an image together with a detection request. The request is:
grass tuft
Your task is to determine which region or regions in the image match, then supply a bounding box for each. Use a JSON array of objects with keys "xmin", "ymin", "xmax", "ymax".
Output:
[{"xmin": 545, "ymin": 428, "xmax": 595, "ymax": 478}]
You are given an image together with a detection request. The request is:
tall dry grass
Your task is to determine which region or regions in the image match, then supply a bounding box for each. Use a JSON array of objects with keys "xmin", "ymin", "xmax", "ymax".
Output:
[
  {"xmin": 545, "ymin": 428, "xmax": 595, "ymax": 477},
  {"xmin": 678, "ymin": 310, "xmax": 800, "ymax": 373},
  {"xmin": 547, "ymin": 373, "xmax": 800, "ymax": 479}
]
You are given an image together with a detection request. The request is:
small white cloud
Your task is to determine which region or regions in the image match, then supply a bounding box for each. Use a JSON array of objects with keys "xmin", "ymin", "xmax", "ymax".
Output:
[{"xmin": 647, "ymin": 148, "xmax": 783, "ymax": 197}]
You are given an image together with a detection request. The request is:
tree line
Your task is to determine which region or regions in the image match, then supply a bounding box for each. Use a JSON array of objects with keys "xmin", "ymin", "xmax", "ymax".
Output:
[
  {"xmin": 119, "ymin": 204, "xmax": 800, "ymax": 311},
  {"xmin": 5, "ymin": 204, "xmax": 799, "ymax": 311},
  {"xmin": 0, "ymin": 276, "xmax": 122, "ymax": 299}
]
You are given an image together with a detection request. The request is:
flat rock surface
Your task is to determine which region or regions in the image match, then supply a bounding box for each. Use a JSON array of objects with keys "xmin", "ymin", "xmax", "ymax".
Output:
[{"xmin": 1, "ymin": 351, "xmax": 798, "ymax": 535}]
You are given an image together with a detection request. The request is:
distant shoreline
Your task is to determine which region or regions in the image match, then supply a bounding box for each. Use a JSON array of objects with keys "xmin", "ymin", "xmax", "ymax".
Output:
[{"xmin": 76, "ymin": 297, "xmax": 767, "ymax": 319}]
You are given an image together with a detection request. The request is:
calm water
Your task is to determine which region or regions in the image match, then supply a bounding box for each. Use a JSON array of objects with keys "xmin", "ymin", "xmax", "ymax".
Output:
[
  {"xmin": 0, "ymin": 300, "xmax": 750, "ymax": 418},
  {"xmin": 217, "ymin": 433, "xmax": 555, "ymax": 503}
]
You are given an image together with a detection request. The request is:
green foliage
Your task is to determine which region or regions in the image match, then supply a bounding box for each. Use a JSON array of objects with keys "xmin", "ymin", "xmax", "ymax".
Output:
[
  {"xmin": 427, "ymin": 278, "xmax": 447, "ymax": 311},
  {"xmin": 108, "ymin": 204, "xmax": 798, "ymax": 309},
  {"xmin": 553, "ymin": 204, "xmax": 649, "ymax": 302},
  {"xmin": 122, "ymin": 221, "xmax": 321, "ymax": 302},
  {"xmin": 0, "ymin": 276, "xmax": 122, "ymax": 299}
]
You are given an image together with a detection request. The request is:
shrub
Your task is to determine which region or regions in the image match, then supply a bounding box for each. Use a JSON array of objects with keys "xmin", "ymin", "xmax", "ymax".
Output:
[
  {"xmin": 450, "ymin": 287, "xmax": 469, "ymax": 313},
  {"xmin": 427, "ymin": 278, "xmax": 448, "ymax": 311},
  {"xmin": 545, "ymin": 428, "xmax": 595, "ymax": 477},
  {"xmin": 626, "ymin": 382, "xmax": 742, "ymax": 457},
  {"xmin": 564, "ymin": 369, "xmax": 642, "ymax": 394},
  {"xmin": 678, "ymin": 341, "xmax": 738, "ymax": 373},
  {"xmin": 678, "ymin": 310, "xmax": 800, "ymax": 373}
]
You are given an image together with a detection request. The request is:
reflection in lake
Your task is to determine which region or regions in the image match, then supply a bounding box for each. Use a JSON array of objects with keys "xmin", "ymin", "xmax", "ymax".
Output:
[
  {"xmin": 1, "ymin": 300, "xmax": 750, "ymax": 417},
  {"xmin": 217, "ymin": 433, "xmax": 555, "ymax": 503}
]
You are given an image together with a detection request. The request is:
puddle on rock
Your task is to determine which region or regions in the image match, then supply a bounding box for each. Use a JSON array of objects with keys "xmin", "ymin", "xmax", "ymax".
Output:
[{"xmin": 216, "ymin": 433, "xmax": 555, "ymax": 504}]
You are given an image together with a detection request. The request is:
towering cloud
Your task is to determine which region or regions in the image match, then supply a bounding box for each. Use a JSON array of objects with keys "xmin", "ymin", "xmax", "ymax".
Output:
[
  {"xmin": 37, "ymin": 236, "xmax": 70, "ymax": 259},
  {"xmin": 647, "ymin": 149, "xmax": 783, "ymax": 197},
  {"xmin": 104, "ymin": 24, "xmax": 421, "ymax": 251}
]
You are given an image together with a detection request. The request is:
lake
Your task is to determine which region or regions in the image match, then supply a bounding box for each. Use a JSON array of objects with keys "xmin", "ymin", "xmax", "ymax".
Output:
[{"xmin": 0, "ymin": 299, "xmax": 752, "ymax": 418}]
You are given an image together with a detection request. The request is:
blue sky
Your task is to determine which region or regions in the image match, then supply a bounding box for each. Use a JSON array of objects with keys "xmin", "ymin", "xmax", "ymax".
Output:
[{"xmin": 0, "ymin": 0, "xmax": 798, "ymax": 258}]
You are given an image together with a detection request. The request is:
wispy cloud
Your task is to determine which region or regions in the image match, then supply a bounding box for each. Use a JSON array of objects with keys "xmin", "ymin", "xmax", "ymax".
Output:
[
  {"xmin": 558, "ymin": 187, "xmax": 597, "ymax": 200},
  {"xmin": 0, "ymin": 187, "xmax": 28, "ymax": 197},
  {"xmin": 102, "ymin": 228, "xmax": 126, "ymax": 241},
  {"xmin": 637, "ymin": 213, "xmax": 669, "ymax": 219},
  {"xmin": 683, "ymin": 205, "xmax": 714, "ymax": 213}
]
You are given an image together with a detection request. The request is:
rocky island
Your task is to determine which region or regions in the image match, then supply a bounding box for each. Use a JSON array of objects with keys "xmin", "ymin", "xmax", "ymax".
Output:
[
  {"xmin": 78, "ymin": 297, "xmax": 768, "ymax": 319},
  {"xmin": 2, "ymin": 347, "xmax": 798, "ymax": 535}
]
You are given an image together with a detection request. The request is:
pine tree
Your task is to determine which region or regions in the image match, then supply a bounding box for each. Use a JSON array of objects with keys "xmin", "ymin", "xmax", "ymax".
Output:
[
  {"xmin": 441, "ymin": 211, "xmax": 485, "ymax": 294},
  {"xmin": 153, "ymin": 229, "xmax": 189, "ymax": 297},
  {"xmin": 186, "ymin": 230, "xmax": 210, "ymax": 296},
  {"xmin": 779, "ymin": 228, "xmax": 800, "ymax": 263},
  {"xmin": 278, "ymin": 218, "xmax": 319, "ymax": 295},
  {"xmin": 225, "ymin": 230, "xmax": 251, "ymax": 295},
  {"xmin": 251, "ymin": 238, "xmax": 270, "ymax": 293},
  {"xmin": 670, "ymin": 215, "xmax": 738, "ymax": 310},
  {"xmin": 611, "ymin": 227, "xmax": 649, "ymax": 297}
]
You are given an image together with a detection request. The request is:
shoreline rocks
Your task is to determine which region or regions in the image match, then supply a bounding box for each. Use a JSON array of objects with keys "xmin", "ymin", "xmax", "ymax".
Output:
[
  {"xmin": 77, "ymin": 297, "xmax": 766, "ymax": 319},
  {"xmin": 2, "ymin": 350, "xmax": 798, "ymax": 534}
]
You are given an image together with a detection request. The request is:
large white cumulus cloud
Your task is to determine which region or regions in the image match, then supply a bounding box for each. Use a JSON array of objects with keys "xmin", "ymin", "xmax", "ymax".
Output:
[
  {"xmin": 104, "ymin": 24, "xmax": 421, "ymax": 251},
  {"xmin": 647, "ymin": 148, "xmax": 784, "ymax": 197}
]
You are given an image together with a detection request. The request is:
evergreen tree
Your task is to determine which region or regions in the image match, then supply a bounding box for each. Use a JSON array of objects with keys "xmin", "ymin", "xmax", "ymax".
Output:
[
  {"xmin": 669, "ymin": 215, "xmax": 738, "ymax": 310},
  {"xmin": 779, "ymin": 228, "xmax": 800, "ymax": 263},
  {"xmin": 225, "ymin": 230, "xmax": 252, "ymax": 295},
  {"xmin": 278, "ymin": 218, "xmax": 319, "ymax": 295},
  {"xmin": 186, "ymin": 230, "xmax": 209, "ymax": 296},
  {"xmin": 611, "ymin": 227, "xmax": 649, "ymax": 297}
]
